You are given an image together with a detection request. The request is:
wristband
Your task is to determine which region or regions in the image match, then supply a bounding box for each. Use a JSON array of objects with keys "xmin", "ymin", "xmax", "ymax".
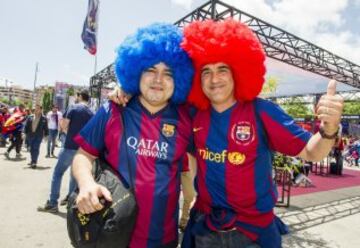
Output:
[{"xmin": 319, "ymin": 126, "xmax": 339, "ymax": 139}]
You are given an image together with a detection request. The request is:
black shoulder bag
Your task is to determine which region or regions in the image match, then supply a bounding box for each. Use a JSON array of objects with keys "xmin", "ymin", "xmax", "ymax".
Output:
[{"xmin": 67, "ymin": 108, "xmax": 137, "ymax": 248}]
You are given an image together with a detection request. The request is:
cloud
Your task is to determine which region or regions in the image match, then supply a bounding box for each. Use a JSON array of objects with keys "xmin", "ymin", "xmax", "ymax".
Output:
[
  {"xmin": 62, "ymin": 64, "xmax": 90, "ymax": 84},
  {"xmin": 273, "ymin": 0, "xmax": 347, "ymax": 30},
  {"xmin": 223, "ymin": 0, "xmax": 274, "ymax": 21},
  {"xmin": 353, "ymin": 0, "xmax": 360, "ymax": 7},
  {"xmin": 315, "ymin": 31, "xmax": 360, "ymax": 62},
  {"xmin": 222, "ymin": 0, "xmax": 360, "ymax": 64},
  {"xmin": 167, "ymin": 0, "xmax": 360, "ymax": 65},
  {"xmin": 224, "ymin": 0, "xmax": 347, "ymax": 32},
  {"xmin": 170, "ymin": 0, "xmax": 193, "ymax": 10}
]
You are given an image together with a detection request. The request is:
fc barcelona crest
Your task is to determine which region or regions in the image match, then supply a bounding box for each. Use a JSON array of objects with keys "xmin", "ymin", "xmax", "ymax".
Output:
[
  {"xmin": 162, "ymin": 124, "xmax": 175, "ymax": 137},
  {"xmin": 231, "ymin": 122, "xmax": 254, "ymax": 145}
]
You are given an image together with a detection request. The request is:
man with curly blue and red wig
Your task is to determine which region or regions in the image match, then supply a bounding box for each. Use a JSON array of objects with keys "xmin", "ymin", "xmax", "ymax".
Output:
[
  {"xmin": 180, "ymin": 19, "xmax": 343, "ymax": 248},
  {"xmin": 72, "ymin": 23, "xmax": 194, "ymax": 248}
]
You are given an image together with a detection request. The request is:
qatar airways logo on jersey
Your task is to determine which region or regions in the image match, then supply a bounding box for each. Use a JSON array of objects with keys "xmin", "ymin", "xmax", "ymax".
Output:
[{"xmin": 126, "ymin": 136, "xmax": 169, "ymax": 159}]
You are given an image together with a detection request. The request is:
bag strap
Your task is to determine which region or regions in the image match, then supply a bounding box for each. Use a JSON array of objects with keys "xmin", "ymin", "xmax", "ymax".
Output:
[
  {"xmin": 117, "ymin": 105, "xmax": 135, "ymax": 189},
  {"xmin": 93, "ymin": 103, "xmax": 135, "ymax": 188}
]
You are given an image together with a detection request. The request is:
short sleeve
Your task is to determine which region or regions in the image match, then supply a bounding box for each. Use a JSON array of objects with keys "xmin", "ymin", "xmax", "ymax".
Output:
[
  {"xmin": 73, "ymin": 102, "xmax": 112, "ymax": 157},
  {"xmin": 181, "ymin": 153, "xmax": 190, "ymax": 172},
  {"xmin": 256, "ymin": 98, "xmax": 312, "ymax": 156}
]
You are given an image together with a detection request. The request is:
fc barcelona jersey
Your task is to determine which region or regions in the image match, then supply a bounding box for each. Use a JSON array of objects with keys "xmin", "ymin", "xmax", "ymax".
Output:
[
  {"xmin": 192, "ymin": 98, "xmax": 312, "ymax": 238},
  {"xmin": 75, "ymin": 98, "xmax": 192, "ymax": 248}
]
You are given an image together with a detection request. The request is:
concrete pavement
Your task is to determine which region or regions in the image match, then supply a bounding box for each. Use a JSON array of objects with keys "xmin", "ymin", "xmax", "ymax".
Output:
[
  {"xmin": 0, "ymin": 143, "xmax": 73, "ymax": 248},
  {"xmin": 280, "ymin": 195, "xmax": 360, "ymax": 248},
  {"xmin": 1, "ymin": 143, "xmax": 360, "ymax": 248}
]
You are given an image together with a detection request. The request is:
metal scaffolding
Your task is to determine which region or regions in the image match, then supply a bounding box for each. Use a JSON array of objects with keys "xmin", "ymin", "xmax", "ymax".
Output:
[
  {"xmin": 90, "ymin": 0, "xmax": 360, "ymax": 100},
  {"xmin": 265, "ymin": 90, "xmax": 360, "ymax": 104}
]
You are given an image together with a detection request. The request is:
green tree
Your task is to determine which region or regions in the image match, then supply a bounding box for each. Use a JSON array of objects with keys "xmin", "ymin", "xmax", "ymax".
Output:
[
  {"xmin": 50, "ymin": 89, "xmax": 54, "ymax": 106},
  {"xmin": 0, "ymin": 97, "xmax": 10, "ymax": 105},
  {"xmin": 343, "ymin": 101, "xmax": 360, "ymax": 115},
  {"xmin": 25, "ymin": 101, "xmax": 33, "ymax": 110},
  {"xmin": 261, "ymin": 76, "xmax": 279, "ymax": 95},
  {"xmin": 65, "ymin": 87, "xmax": 75, "ymax": 109},
  {"xmin": 42, "ymin": 90, "xmax": 52, "ymax": 114},
  {"xmin": 67, "ymin": 87, "xmax": 75, "ymax": 96},
  {"xmin": 13, "ymin": 98, "xmax": 24, "ymax": 107},
  {"xmin": 280, "ymin": 97, "xmax": 312, "ymax": 118}
]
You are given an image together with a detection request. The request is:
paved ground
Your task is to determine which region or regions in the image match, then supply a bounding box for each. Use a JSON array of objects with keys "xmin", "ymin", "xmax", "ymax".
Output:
[
  {"xmin": 280, "ymin": 195, "xmax": 360, "ymax": 248},
  {"xmin": 0, "ymin": 143, "xmax": 360, "ymax": 248},
  {"xmin": 0, "ymin": 144, "xmax": 72, "ymax": 248}
]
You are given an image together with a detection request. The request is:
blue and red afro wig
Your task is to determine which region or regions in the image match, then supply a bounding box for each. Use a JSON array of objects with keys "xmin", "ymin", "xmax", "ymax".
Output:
[
  {"xmin": 114, "ymin": 23, "xmax": 194, "ymax": 104},
  {"xmin": 181, "ymin": 19, "xmax": 266, "ymax": 110}
]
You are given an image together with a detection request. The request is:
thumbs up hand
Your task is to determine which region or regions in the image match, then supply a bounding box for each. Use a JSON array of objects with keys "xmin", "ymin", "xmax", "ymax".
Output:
[
  {"xmin": 316, "ymin": 80, "xmax": 344, "ymax": 135},
  {"xmin": 107, "ymin": 85, "xmax": 132, "ymax": 107}
]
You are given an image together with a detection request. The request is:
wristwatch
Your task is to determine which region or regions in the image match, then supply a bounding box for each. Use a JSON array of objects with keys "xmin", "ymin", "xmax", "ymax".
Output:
[{"xmin": 319, "ymin": 125, "xmax": 340, "ymax": 139}]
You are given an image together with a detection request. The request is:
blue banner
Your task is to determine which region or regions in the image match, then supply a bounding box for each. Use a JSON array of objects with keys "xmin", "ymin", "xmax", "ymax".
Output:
[{"xmin": 81, "ymin": 0, "xmax": 99, "ymax": 55}]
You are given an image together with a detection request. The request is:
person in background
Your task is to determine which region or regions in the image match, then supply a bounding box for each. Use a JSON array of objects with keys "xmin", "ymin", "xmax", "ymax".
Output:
[
  {"xmin": 24, "ymin": 105, "xmax": 48, "ymax": 168},
  {"xmin": 4, "ymin": 104, "xmax": 26, "ymax": 159},
  {"xmin": 0, "ymin": 107, "xmax": 6, "ymax": 147},
  {"xmin": 37, "ymin": 89, "xmax": 93, "ymax": 212},
  {"xmin": 23, "ymin": 108, "xmax": 32, "ymax": 151},
  {"xmin": 46, "ymin": 105, "xmax": 62, "ymax": 158}
]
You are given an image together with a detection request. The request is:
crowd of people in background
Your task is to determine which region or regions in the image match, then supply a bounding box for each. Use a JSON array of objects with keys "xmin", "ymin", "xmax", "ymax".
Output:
[
  {"xmin": 37, "ymin": 89, "xmax": 94, "ymax": 213},
  {"xmin": 0, "ymin": 90, "xmax": 96, "ymax": 211},
  {"xmin": 1, "ymin": 104, "xmax": 60, "ymax": 166},
  {"xmin": 279, "ymin": 134, "xmax": 360, "ymax": 189},
  {"xmin": 343, "ymin": 135, "xmax": 360, "ymax": 167}
]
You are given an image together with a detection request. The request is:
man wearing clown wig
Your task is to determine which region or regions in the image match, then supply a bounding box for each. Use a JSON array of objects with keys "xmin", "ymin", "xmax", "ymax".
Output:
[
  {"xmin": 72, "ymin": 23, "xmax": 194, "ymax": 248},
  {"xmin": 180, "ymin": 19, "xmax": 343, "ymax": 247}
]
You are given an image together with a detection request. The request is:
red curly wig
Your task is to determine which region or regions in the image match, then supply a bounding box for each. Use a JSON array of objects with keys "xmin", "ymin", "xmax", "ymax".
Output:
[{"xmin": 181, "ymin": 19, "xmax": 266, "ymax": 110}]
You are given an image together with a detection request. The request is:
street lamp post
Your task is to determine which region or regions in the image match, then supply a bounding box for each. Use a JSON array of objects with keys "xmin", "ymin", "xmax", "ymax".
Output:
[
  {"xmin": 4, "ymin": 79, "xmax": 12, "ymax": 104},
  {"xmin": 33, "ymin": 62, "xmax": 39, "ymax": 106}
]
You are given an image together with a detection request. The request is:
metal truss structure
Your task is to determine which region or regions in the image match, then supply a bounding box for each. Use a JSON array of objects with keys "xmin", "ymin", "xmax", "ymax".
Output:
[
  {"xmin": 266, "ymin": 90, "xmax": 360, "ymax": 105},
  {"xmin": 90, "ymin": 0, "xmax": 360, "ymax": 99}
]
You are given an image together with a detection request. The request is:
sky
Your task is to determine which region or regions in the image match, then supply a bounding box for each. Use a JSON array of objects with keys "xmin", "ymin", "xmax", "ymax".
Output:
[{"xmin": 0, "ymin": 0, "xmax": 359, "ymax": 96}]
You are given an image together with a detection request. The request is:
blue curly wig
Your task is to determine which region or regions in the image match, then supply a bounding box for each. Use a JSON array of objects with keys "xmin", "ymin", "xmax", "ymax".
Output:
[{"xmin": 114, "ymin": 23, "xmax": 194, "ymax": 104}]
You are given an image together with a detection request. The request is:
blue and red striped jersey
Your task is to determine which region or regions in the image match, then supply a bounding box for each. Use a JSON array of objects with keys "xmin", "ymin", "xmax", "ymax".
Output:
[
  {"xmin": 192, "ymin": 98, "xmax": 312, "ymax": 240},
  {"xmin": 75, "ymin": 98, "xmax": 192, "ymax": 248}
]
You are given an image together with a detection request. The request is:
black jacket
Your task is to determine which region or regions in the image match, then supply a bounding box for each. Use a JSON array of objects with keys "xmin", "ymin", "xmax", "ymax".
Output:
[{"xmin": 25, "ymin": 115, "xmax": 49, "ymax": 138}]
